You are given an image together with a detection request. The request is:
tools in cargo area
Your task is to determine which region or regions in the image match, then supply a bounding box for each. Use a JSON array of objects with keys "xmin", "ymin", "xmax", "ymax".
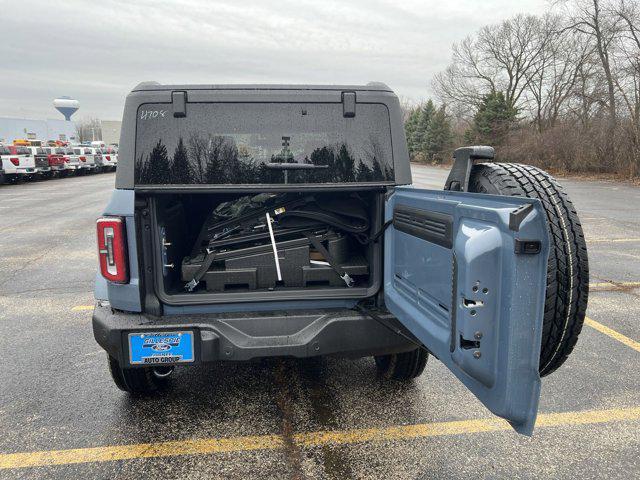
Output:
[{"xmin": 181, "ymin": 193, "xmax": 371, "ymax": 292}]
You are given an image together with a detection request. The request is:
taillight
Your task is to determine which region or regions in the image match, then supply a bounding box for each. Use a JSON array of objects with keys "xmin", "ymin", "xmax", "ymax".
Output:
[
  {"xmin": 63, "ymin": 156, "xmax": 70, "ymax": 163},
  {"xmin": 10, "ymin": 157, "xmax": 19, "ymax": 166},
  {"xmin": 80, "ymin": 156, "xmax": 86, "ymax": 162},
  {"xmin": 105, "ymin": 155, "xmax": 111, "ymax": 161},
  {"xmin": 96, "ymin": 217, "xmax": 129, "ymax": 283}
]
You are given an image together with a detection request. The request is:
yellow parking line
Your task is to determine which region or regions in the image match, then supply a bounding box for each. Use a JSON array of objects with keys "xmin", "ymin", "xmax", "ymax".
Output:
[
  {"xmin": 0, "ymin": 406, "xmax": 639, "ymax": 470},
  {"xmin": 585, "ymin": 317, "xmax": 640, "ymax": 352},
  {"xmin": 589, "ymin": 281, "xmax": 640, "ymax": 290},
  {"xmin": 588, "ymin": 238, "xmax": 640, "ymax": 243},
  {"xmin": 71, "ymin": 305, "xmax": 94, "ymax": 311}
]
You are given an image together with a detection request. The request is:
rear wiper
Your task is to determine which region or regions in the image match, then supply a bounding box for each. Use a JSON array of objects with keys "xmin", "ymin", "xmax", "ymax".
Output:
[{"xmin": 265, "ymin": 163, "xmax": 329, "ymax": 170}]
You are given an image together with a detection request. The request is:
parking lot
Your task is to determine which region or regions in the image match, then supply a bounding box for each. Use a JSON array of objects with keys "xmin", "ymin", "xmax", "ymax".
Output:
[{"xmin": 0, "ymin": 165, "xmax": 638, "ymax": 479}]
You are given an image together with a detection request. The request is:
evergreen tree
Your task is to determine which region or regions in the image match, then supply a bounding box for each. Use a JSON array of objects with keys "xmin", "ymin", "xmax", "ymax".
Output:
[
  {"xmin": 148, "ymin": 140, "xmax": 171, "ymax": 184},
  {"xmin": 171, "ymin": 138, "xmax": 191, "ymax": 184},
  {"xmin": 371, "ymin": 157, "xmax": 384, "ymax": 180},
  {"xmin": 404, "ymin": 108, "xmax": 421, "ymax": 154},
  {"xmin": 204, "ymin": 136, "xmax": 225, "ymax": 183},
  {"xmin": 424, "ymin": 105, "xmax": 453, "ymax": 163},
  {"xmin": 310, "ymin": 146, "xmax": 335, "ymax": 182},
  {"xmin": 466, "ymin": 92, "xmax": 518, "ymax": 146},
  {"xmin": 335, "ymin": 144, "xmax": 355, "ymax": 182},
  {"xmin": 413, "ymin": 100, "xmax": 436, "ymax": 154},
  {"xmin": 355, "ymin": 161, "xmax": 373, "ymax": 181}
]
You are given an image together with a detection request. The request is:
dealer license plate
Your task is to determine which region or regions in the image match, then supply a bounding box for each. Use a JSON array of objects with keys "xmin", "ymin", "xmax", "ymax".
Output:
[{"xmin": 128, "ymin": 331, "xmax": 194, "ymax": 365}]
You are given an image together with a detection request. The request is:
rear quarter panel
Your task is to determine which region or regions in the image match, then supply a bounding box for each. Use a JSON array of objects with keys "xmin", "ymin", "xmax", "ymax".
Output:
[{"xmin": 94, "ymin": 189, "xmax": 142, "ymax": 311}]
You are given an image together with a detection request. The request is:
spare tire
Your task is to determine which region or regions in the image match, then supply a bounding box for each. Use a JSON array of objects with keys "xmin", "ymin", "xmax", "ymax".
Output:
[{"xmin": 468, "ymin": 163, "xmax": 589, "ymax": 376}]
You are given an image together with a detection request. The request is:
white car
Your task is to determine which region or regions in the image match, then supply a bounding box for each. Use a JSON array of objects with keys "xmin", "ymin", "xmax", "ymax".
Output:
[{"xmin": 0, "ymin": 145, "xmax": 36, "ymax": 183}]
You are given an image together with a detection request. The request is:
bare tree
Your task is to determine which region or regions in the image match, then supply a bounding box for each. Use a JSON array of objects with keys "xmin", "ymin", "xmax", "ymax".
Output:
[
  {"xmin": 434, "ymin": 14, "xmax": 549, "ymax": 116},
  {"xmin": 523, "ymin": 15, "xmax": 593, "ymax": 131},
  {"xmin": 75, "ymin": 118, "xmax": 102, "ymax": 144},
  {"xmin": 612, "ymin": 0, "xmax": 640, "ymax": 175},
  {"xmin": 559, "ymin": 0, "xmax": 622, "ymax": 163}
]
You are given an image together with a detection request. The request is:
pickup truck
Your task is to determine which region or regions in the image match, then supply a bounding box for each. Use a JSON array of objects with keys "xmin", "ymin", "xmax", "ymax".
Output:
[
  {"xmin": 25, "ymin": 146, "xmax": 53, "ymax": 176},
  {"xmin": 42, "ymin": 147, "xmax": 66, "ymax": 176},
  {"xmin": 73, "ymin": 146, "xmax": 97, "ymax": 173},
  {"xmin": 93, "ymin": 83, "xmax": 589, "ymax": 435},
  {"xmin": 99, "ymin": 147, "xmax": 118, "ymax": 171},
  {"xmin": 84, "ymin": 147, "xmax": 105, "ymax": 172},
  {"xmin": 58, "ymin": 147, "xmax": 82, "ymax": 175},
  {"xmin": 0, "ymin": 145, "xmax": 37, "ymax": 182}
]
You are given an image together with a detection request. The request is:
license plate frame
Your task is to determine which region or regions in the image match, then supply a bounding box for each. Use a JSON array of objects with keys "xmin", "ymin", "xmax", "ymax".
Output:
[{"xmin": 128, "ymin": 330, "xmax": 195, "ymax": 365}]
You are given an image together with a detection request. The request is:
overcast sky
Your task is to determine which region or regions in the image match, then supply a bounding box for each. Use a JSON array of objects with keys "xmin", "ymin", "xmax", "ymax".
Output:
[{"xmin": 1, "ymin": 0, "xmax": 548, "ymax": 121}]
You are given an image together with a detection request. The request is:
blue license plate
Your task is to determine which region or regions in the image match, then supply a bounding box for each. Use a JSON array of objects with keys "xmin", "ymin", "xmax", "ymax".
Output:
[{"xmin": 128, "ymin": 331, "xmax": 195, "ymax": 365}]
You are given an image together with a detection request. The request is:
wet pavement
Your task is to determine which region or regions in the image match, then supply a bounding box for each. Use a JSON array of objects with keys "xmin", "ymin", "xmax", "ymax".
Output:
[{"xmin": 0, "ymin": 166, "xmax": 638, "ymax": 479}]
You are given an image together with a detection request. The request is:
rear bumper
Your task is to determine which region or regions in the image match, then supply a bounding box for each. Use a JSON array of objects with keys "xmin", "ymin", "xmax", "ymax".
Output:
[
  {"xmin": 10, "ymin": 168, "xmax": 35, "ymax": 175},
  {"xmin": 92, "ymin": 303, "xmax": 415, "ymax": 365}
]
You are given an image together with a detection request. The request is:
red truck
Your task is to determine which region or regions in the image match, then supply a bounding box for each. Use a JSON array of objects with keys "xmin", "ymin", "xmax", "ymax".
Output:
[{"xmin": 42, "ymin": 147, "xmax": 66, "ymax": 176}]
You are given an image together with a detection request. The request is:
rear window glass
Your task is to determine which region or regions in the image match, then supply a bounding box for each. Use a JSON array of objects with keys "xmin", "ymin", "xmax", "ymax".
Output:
[
  {"xmin": 55, "ymin": 148, "xmax": 65, "ymax": 154},
  {"xmin": 134, "ymin": 102, "xmax": 394, "ymax": 185},
  {"xmin": 0, "ymin": 147, "xmax": 10, "ymax": 155},
  {"xmin": 16, "ymin": 147, "xmax": 30, "ymax": 155}
]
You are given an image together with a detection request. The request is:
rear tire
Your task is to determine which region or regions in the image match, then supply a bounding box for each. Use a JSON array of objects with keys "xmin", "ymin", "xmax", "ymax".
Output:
[
  {"xmin": 468, "ymin": 162, "xmax": 589, "ymax": 376},
  {"xmin": 107, "ymin": 355, "xmax": 172, "ymax": 394},
  {"xmin": 374, "ymin": 348, "xmax": 428, "ymax": 381}
]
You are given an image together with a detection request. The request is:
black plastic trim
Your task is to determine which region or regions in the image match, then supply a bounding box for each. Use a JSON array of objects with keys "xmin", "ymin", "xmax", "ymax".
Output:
[
  {"xmin": 393, "ymin": 205, "xmax": 453, "ymax": 249},
  {"xmin": 93, "ymin": 304, "xmax": 416, "ymax": 363},
  {"xmin": 444, "ymin": 146, "xmax": 495, "ymax": 192},
  {"xmin": 342, "ymin": 91, "xmax": 356, "ymax": 118},
  {"xmin": 514, "ymin": 239, "xmax": 542, "ymax": 255},
  {"xmin": 509, "ymin": 203, "xmax": 534, "ymax": 232},
  {"xmin": 172, "ymin": 91, "xmax": 187, "ymax": 118}
]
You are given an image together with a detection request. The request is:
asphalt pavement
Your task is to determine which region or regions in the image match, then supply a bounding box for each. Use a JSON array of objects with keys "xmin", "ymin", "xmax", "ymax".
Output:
[{"xmin": 0, "ymin": 166, "xmax": 638, "ymax": 479}]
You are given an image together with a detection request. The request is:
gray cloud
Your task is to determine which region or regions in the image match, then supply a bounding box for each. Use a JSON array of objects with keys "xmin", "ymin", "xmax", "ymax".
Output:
[{"xmin": 0, "ymin": 0, "xmax": 546, "ymax": 120}]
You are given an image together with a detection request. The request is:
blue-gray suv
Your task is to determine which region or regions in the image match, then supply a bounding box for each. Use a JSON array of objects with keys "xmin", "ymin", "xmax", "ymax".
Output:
[{"xmin": 93, "ymin": 82, "xmax": 588, "ymax": 435}]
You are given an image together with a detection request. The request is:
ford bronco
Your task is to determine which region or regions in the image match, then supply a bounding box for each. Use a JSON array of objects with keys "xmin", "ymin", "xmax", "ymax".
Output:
[{"xmin": 93, "ymin": 82, "xmax": 588, "ymax": 435}]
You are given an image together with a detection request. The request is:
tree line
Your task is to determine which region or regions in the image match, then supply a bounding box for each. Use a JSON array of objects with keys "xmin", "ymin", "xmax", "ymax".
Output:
[
  {"xmin": 407, "ymin": 0, "xmax": 640, "ymax": 178},
  {"xmin": 135, "ymin": 134, "xmax": 393, "ymax": 184}
]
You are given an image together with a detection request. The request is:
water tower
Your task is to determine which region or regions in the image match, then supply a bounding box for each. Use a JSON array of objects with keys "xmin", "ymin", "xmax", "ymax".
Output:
[{"xmin": 53, "ymin": 96, "xmax": 80, "ymax": 121}]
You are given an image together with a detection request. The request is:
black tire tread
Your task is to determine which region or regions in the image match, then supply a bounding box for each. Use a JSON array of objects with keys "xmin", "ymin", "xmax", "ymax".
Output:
[
  {"xmin": 375, "ymin": 348, "xmax": 429, "ymax": 381},
  {"xmin": 468, "ymin": 162, "xmax": 589, "ymax": 376},
  {"xmin": 107, "ymin": 355, "xmax": 162, "ymax": 394}
]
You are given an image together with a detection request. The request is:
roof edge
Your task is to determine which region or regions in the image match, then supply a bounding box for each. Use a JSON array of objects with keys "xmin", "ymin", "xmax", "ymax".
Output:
[{"xmin": 131, "ymin": 82, "xmax": 393, "ymax": 93}]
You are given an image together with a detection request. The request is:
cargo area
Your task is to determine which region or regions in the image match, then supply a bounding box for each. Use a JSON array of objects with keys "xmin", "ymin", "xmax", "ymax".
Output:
[{"xmin": 149, "ymin": 190, "xmax": 385, "ymax": 304}]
